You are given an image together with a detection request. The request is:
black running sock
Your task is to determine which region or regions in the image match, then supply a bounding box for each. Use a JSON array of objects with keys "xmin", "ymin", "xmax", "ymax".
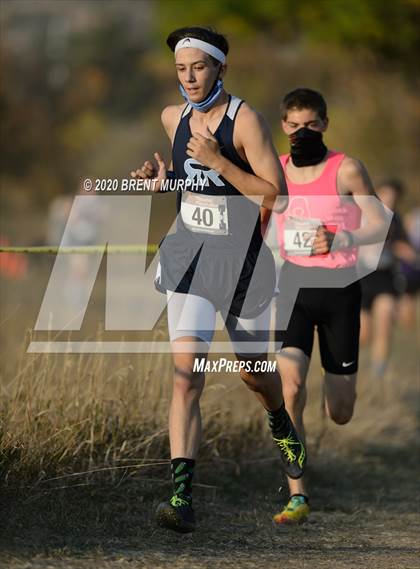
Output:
[
  {"xmin": 171, "ymin": 458, "xmax": 195, "ymax": 502},
  {"xmin": 267, "ymin": 403, "xmax": 291, "ymax": 438}
]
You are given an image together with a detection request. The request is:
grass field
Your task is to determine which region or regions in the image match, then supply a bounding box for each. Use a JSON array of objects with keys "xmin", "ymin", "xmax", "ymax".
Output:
[{"xmin": 0, "ymin": 265, "xmax": 419, "ymax": 568}]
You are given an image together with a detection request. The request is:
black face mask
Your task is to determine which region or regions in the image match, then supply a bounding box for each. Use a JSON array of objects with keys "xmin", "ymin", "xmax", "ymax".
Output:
[{"xmin": 290, "ymin": 127, "xmax": 328, "ymax": 167}]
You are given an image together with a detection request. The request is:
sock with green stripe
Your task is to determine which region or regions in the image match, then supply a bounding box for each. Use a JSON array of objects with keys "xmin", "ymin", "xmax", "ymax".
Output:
[{"xmin": 170, "ymin": 457, "xmax": 195, "ymax": 503}]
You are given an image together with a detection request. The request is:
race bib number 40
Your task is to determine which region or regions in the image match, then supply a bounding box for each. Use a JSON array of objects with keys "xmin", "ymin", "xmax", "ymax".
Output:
[
  {"xmin": 284, "ymin": 216, "xmax": 321, "ymax": 256},
  {"xmin": 181, "ymin": 193, "xmax": 229, "ymax": 235}
]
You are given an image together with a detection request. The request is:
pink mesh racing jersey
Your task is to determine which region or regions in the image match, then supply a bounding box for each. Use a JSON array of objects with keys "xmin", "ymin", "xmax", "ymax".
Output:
[{"xmin": 276, "ymin": 151, "xmax": 361, "ymax": 268}]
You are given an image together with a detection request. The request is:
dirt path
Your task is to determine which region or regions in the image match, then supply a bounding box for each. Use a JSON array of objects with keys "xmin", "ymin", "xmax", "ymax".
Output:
[
  {"xmin": 1, "ymin": 335, "xmax": 419, "ymax": 569},
  {"xmin": 1, "ymin": 428, "xmax": 419, "ymax": 567}
]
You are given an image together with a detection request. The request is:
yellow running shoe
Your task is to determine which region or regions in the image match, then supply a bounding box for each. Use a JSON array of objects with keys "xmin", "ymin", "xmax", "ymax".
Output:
[{"xmin": 273, "ymin": 494, "xmax": 309, "ymax": 525}]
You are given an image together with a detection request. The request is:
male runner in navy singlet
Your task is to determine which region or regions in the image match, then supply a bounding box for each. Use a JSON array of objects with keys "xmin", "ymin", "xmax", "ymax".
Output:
[{"xmin": 131, "ymin": 27, "xmax": 306, "ymax": 533}]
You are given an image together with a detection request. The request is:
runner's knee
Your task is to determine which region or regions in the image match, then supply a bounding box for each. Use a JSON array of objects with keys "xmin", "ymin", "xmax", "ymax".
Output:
[
  {"xmin": 173, "ymin": 366, "xmax": 205, "ymax": 400},
  {"xmin": 325, "ymin": 372, "xmax": 357, "ymax": 424},
  {"xmin": 327, "ymin": 394, "xmax": 356, "ymax": 425},
  {"xmin": 281, "ymin": 374, "xmax": 306, "ymax": 405}
]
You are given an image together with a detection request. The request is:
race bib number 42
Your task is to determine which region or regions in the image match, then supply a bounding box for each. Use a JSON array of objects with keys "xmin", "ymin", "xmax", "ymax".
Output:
[
  {"xmin": 181, "ymin": 193, "xmax": 229, "ymax": 235},
  {"xmin": 284, "ymin": 216, "xmax": 321, "ymax": 256}
]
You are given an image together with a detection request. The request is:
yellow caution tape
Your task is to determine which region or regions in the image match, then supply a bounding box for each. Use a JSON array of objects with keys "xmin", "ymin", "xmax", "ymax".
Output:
[{"xmin": 0, "ymin": 245, "xmax": 158, "ymax": 254}]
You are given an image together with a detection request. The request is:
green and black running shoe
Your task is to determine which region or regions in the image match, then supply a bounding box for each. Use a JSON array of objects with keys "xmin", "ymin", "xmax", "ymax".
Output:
[
  {"xmin": 273, "ymin": 419, "xmax": 306, "ymax": 479},
  {"xmin": 155, "ymin": 494, "xmax": 196, "ymax": 533}
]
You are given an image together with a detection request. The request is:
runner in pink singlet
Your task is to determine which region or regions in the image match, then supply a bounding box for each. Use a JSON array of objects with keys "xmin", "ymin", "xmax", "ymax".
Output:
[
  {"xmin": 277, "ymin": 150, "xmax": 361, "ymax": 269},
  {"xmin": 271, "ymin": 88, "xmax": 387, "ymax": 526}
]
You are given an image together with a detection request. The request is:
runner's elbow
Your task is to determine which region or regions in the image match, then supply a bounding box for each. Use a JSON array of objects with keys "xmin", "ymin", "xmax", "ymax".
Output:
[
  {"xmin": 272, "ymin": 195, "xmax": 289, "ymax": 213},
  {"xmin": 262, "ymin": 186, "xmax": 287, "ymax": 212}
]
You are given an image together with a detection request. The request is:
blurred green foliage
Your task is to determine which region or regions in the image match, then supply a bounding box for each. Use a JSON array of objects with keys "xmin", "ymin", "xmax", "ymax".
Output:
[
  {"xmin": 0, "ymin": 0, "xmax": 419, "ymax": 227},
  {"xmin": 1, "ymin": 14, "xmax": 156, "ymax": 205},
  {"xmin": 154, "ymin": 0, "xmax": 420, "ymax": 70}
]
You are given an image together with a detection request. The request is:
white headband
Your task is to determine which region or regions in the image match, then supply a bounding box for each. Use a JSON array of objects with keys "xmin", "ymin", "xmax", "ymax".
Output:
[{"xmin": 174, "ymin": 37, "xmax": 226, "ymax": 64}]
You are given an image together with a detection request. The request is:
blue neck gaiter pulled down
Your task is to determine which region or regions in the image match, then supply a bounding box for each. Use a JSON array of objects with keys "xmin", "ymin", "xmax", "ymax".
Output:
[{"xmin": 179, "ymin": 79, "xmax": 224, "ymax": 113}]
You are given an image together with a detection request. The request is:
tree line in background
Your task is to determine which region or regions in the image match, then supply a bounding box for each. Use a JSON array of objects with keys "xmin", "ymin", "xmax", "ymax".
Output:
[
  {"xmin": 0, "ymin": 0, "xmax": 419, "ymax": 212},
  {"xmin": 155, "ymin": 0, "xmax": 420, "ymax": 71}
]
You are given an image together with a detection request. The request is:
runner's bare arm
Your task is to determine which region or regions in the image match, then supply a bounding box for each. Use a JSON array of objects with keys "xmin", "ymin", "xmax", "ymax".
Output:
[
  {"xmin": 312, "ymin": 157, "xmax": 389, "ymax": 254},
  {"xmin": 161, "ymin": 104, "xmax": 184, "ymax": 145},
  {"xmin": 187, "ymin": 106, "xmax": 288, "ymax": 211},
  {"xmin": 337, "ymin": 157, "xmax": 389, "ymax": 246},
  {"xmin": 260, "ymin": 207, "xmax": 272, "ymax": 237}
]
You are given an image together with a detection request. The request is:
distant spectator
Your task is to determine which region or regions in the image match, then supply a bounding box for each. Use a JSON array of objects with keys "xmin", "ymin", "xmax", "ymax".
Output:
[
  {"xmin": 359, "ymin": 180, "xmax": 416, "ymax": 378},
  {"xmin": 398, "ymin": 207, "xmax": 420, "ymax": 329}
]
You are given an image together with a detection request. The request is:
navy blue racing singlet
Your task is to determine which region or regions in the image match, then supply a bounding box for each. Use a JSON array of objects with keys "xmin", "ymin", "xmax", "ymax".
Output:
[
  {"xmin": 172, "ymin": 95, "xmax": 262, "ymax": 252},
  {"xmin": 156, "ymin": 94, "xmax": 276, "ymax": 318}
]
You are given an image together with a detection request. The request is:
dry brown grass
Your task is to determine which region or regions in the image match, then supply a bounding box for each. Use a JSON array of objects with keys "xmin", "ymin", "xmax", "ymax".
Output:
[
  {"xmin": 0, "ymin": 333, "xmax": 261, "ymax": 487},
  {"xmin": 0, "ymin": 267, "xmax": 418, "ymax": 487},
  {"xmin": 0, "ymin": 269, "xmax": 419, "ymax": 568},
  {"xmin": 0, "ymin": 267, "xmax": 267, "ymax": 488}
]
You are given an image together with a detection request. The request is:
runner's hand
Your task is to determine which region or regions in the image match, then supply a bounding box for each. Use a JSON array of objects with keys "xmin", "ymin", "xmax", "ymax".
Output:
[
  {"xmin": 130, "ymin": 152, "xmax": 167, "ymax": 192},
  {"xmin": 187, "ymin": 127, "xmax": 221, "ymax": 169},
  {"xmin": 311, "ymin": 225, "xmax": 335, "ymax": 255},
  {"xmin": 312, "ymin": 226, "xmax": 353, "ymax": 254}
]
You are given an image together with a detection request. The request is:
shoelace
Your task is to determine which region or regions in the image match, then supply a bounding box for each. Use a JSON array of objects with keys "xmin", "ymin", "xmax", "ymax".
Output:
[
  {"xmin": 273, "ymin": 433, "xmax": 299, "ymax": 463},
  {"xmin": 170, "ymin": 494, "xmax": 190, "ymax": 507}
]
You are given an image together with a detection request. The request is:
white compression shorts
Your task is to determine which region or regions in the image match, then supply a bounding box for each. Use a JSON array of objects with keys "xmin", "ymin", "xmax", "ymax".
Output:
[{"xmin": 166, "ymin": 291, "xmax": 271, "ymax": 357}]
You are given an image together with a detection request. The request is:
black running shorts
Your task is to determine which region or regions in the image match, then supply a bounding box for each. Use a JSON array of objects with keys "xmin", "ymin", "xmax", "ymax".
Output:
[
  {"xmin": 360, "ymin": 268, "xmax": 404, "ymax": 311},
  {"xmin": 275, "ymin": 261, "xmax": 361, "ymax": 375}
]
